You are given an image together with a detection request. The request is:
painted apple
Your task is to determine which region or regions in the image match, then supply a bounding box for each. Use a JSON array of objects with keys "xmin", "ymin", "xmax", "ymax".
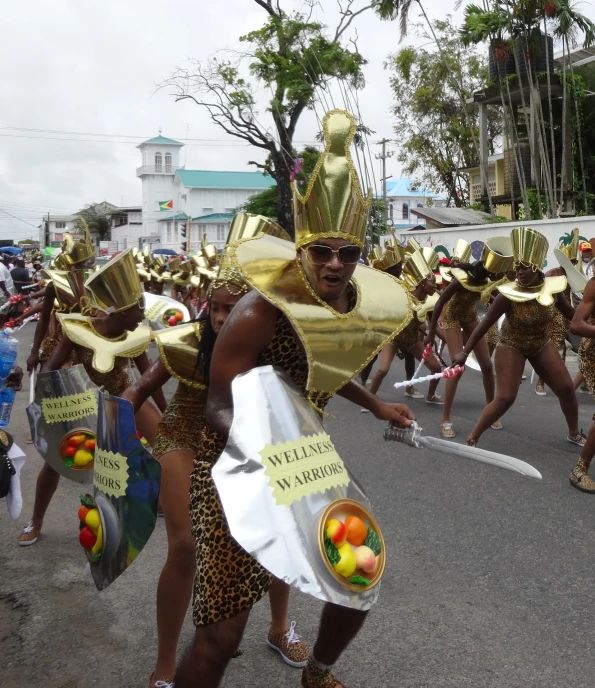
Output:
[
  {"xmin": 354, "ymin": 545, "xmax": 376, "ymax": 573},
  {"xmin": 326, "ymin": 519, "xmax": 346, "ymax": 546}
]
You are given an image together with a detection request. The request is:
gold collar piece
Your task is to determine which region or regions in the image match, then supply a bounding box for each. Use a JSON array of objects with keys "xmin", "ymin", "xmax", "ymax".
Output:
[
  {"xmin": 497, "ymin": 275, "xmax": 567, "ymax": 306},
  {"xmin": 154, "ymin": 322, "xmax": 206, "ymax": 389}
]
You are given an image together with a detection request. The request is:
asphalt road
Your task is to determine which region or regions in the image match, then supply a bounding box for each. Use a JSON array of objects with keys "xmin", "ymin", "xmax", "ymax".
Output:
[{"xmin": 2, "ymin": 324, "xmax": 595, "ymax": 688}]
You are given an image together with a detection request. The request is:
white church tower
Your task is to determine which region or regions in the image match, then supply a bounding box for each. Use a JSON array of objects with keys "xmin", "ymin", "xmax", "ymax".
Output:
[{"xmin": 137, "ymin": 134, "xmax": 184, "ymax": 241}]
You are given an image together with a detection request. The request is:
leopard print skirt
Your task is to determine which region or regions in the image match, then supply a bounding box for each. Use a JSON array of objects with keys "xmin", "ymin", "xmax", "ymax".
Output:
[
  {"xmin": 189, "ymin": 312, "xmax": 331, "ymax": 627},
  {"xmin": 152, "ymin": 383, "xmax": 206, "ymax": 459}
]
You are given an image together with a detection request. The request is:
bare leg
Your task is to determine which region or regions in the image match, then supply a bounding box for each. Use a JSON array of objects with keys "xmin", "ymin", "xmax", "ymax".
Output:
[
  {"xmin": 369, "ymin": 344, "xmax": 396, "ymax": 396},
  {"xmin": 404, "ymin": 351, "xmax": 415, "ymax": 380},
  {"xmin": 408, "ymin": 341, "xmax": 442, "ymax": 400},
  {"xmin": 463, "ymin": 323, "xmax": 495, "ymax": 405},
  {"xmin": 359, "ymin": 355, "xmax": 377, "ymax": 386},
  {"xmin": 175, "ymin": 609, "xmax": 250, "ymax": 688},
  {"xmin": 574, "ymin": 371, "xmax": 584, "ymax": 391},
  {"xmin": 467, "ymin": 346, "xmax": 525, "ymax": 443},
  {"xmin": 135, "ymin": 399, "xmax": 162, "ymax": 446},
  {"xmin": 311, "ymin": 604, "xmax": 368, "ymax": 665},
  {"xmin": 530, "ymin": 341, "xmax": 579, "ymax": 436},
  {"xmin": 268, "ymin": 577, "xmax": 290, "ymax": 635},
  {"xmin": 30, "ymin": 463, "xmax": 60, "ymax": 529},
  {"xmin": 153, "ymin": 450, "xmax": 196, "ymax": 683},
  {"xmin": 441, "ymin": 328, "xmax": 465, "ymax": 424}
]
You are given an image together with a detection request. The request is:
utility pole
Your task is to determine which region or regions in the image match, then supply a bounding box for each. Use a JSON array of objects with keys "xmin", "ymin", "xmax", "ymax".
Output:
[{"xmin": 375, "ymin": 139, "xmax": 394, "ymax": 247}]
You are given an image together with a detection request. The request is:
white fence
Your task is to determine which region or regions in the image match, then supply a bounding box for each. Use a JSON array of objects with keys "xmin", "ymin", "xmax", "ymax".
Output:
[{"xmin": 394, "ymin": 215, "xmax": 595, "ymax": 269}]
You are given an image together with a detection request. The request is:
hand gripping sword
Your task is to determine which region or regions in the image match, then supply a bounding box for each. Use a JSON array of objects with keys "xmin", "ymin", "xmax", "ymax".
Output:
[{"xmin": 384, "ymin": 421, "xmax": 542, "ymax": 480}]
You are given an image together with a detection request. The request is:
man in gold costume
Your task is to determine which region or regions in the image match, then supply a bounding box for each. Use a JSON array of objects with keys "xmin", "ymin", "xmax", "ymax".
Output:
[{"xmin": 175, "ymin": 110, "xmax": 416, "ymax": 688}]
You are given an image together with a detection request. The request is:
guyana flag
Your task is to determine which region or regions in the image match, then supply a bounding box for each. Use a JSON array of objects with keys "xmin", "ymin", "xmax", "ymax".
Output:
[{"xmin": 159, "ymin": 200, "xmax": 174, "ymax": 211}]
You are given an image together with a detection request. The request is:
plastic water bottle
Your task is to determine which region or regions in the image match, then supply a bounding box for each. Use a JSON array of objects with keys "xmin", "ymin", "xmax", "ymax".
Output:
[
  {"xmin": 0, "ymin": 386, "xmax": 16, "ymax": 426},
  {"xmin": 0, "ymin": 328, "xmax": 19, "ymax": 427}
]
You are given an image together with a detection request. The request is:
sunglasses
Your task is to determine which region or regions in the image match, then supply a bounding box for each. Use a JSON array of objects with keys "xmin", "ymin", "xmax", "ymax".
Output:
[{"xmin": 303, "ymin": 244, "xmax": 362, "ymax": 265}]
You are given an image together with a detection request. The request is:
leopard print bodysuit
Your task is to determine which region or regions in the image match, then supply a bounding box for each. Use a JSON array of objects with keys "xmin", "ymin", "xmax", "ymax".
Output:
[
  {"xmin": 189, "ymin": 312, "xmax": 332, "ymax": 627},
  {"xmin": 441, "ymin": 284, "xmax": 481, "ymax": 330},
  {"xmin": 579, "ymin": 312, "xmax": 595, "ymax": 392},
  {"xmin": 498, "ymin": 298, "xmax": 556, "ymax": 359},
  {"xmin": 71, "ymin": 345, "xmax": 133, "ymax": 396}
]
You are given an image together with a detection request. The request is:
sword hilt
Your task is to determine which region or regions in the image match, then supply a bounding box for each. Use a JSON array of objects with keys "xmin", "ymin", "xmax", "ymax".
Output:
[{"xmin": 383, "ymin": 420, "xmax": 423, "ymax": 448}]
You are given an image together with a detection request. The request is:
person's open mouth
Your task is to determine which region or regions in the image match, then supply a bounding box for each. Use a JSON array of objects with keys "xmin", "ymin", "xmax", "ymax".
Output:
[{"xmin": 322, "ymin": 274, "xmax": 341, "ymax": 288}]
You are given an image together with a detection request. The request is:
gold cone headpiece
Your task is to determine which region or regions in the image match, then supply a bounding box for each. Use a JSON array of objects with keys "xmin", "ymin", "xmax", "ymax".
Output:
[
  {"xmin": 481, "ymin": 236, "xmax": 514, "ymax": 275},
  {"xmin": 557, "ymin": 227, "xmax": 580, "ymax": 263},
  {"xmin": 511, "ymin": 226, "xmax": 548, "ymax": 271},
  {"xmin": 403, "ymin": 238, "xmax": 422, "ymax": 256},
  {"xmin": 52, "ymin": 253, "xmax": 69, "ymax": 270},
  {"xmin": 452, "ymin": 239, "xmax": 472, "ymax": 263},
  {"xmin": 421, "ymin": 247, "xmax": 439, "ymax": 271},
  {"xmin": 401, "ymin": 250, "xmax": 433, "ymax": 291},
  {"xmin": 61, "ymin": 219, "xmax": 95, "ymax": 266},
  {"xmin": 370, "ymin": 237, "xmax": 404, "ymax": 272},
  {"xmin": 293, "ymin": 109, "xmax": 371, "ymax": 250},
  {"xmin": 84, "ymin": 248, "xmax": 143, "ymax": 313},
  {"xmin": 201, "ymin": 233, "xmax": 218, "ymax": 262},
  {"xmin": 210, "ymin": 213, "xmax": 289, "ymax": 296}
]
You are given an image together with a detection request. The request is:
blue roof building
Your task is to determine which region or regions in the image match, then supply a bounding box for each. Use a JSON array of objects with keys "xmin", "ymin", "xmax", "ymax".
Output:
[{"xmin": 376, "ymin": 177, "xmax": 446, "ymax": 229}]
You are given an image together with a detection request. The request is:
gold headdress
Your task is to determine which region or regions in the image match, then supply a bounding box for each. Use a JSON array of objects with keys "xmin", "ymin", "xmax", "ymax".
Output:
[
  {"xmin": 293, "ymin": 109, "xmax": 371, "ymax": 250},
  {"xmin": 370, "ymin": 237, "xmax": 404, "ymax": 272},
  {"xmin": 511, "ymin": 226, "xmax": 548, "ymax": 271},
  {"xmin": 421, "ymin": 247, "xmax": 439, "ymax": 272},
  {"xmin": 210, "ymin": 213, "xmax": 289, "ymax": 296},
  {"xmin": 52, "ymin": 253, "xmax": 69, "ymax": 270},
  {"xmin": 481, "ymin": 236, "xmax": 514, "ymax": 275},
  {"xmin": 61, "ymin": 219, "xmax": 95, "ymax": 266},
  {"xmin": 401, "ymin": 250, "xmax": 433, "ymax": 291},
  {"xmin": 557, "ymin": 228, "xmax": 580, "ymax": 263},
  {"xmin": 201, "ymin": 234, "xmax": 218, "ymax": 262},
  {"xmin": 84, "ymin": 248, "xmax": 143, "ymax": 313},
  {"xmin": 403, "ymin": 238, "xmax": 422, "ymax": 256},
  {"xmin": 452, "ymin": 239, "xmax": 472, "ymax": 263}
]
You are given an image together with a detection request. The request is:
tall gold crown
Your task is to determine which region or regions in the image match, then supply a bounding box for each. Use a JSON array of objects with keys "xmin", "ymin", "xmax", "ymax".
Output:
[
  {"xmin": 293, "ymin": 110, "xmax": 372, "ymax": 250},
  {"xmin": 371, "ymin": 240, "xmax": 403, "ymax": 271},
  {"xmin": 210, "ymin": 213, "xmax": 289, "ymax": 296},
  {"xmin": 201, "ymin": 233, "xmax": 218, "ymax": 261},
  {"xmin": 401, "ymin": 250, "xmax": 433, "ymax": 291},
  {"xmin": 84, "ymin": 248, "xmax": 143, "ymax": 313},
  {"xmin": 511, "ymin": 226, "xmax": 549, "ymax": 271},
  {"xmin": 452, "ymin": 239, "xmax": 472, "ymax": 263},
  {"xmin": 481, "ymin": 236, "xmax": 514, "ymax": 275},
  {"xmin": 421, "ymin": 247, "xmax": 439, "ymax": 271},
  {"xmin": 62, "ymin": 219, "xmax": 95, "ymax": 266},
  {"xmin": 557, "ymin": 227, "xmax": 580, "ymax": 262}
]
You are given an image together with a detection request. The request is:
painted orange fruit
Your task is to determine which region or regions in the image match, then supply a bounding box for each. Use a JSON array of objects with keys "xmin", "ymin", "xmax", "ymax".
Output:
[{"xmin": 344, "ymin": 515, "xmax": 368, "ymax": 546}]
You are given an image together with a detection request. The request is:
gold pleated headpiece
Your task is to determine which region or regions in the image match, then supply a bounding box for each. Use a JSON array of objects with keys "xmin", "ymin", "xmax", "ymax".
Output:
[
  {"xmin": 511, "ymin": 226, "xmax": 548, "ymax": 271},
  {"xmin": 401, "ymin": 250, "xmax": 433, "ymax": 291},
  {"xmin": 370, "ymin": 237, "xmax": 404, "ymax": 272},
  {"xmin": 421, "ymin": 246, "xmax": 439, "ymax": 271},
  {"xmin": 481, "ymin": 236, "xmax": 514, "ymax": 275},
  {"xmin": 210, "ymin": 213, "xmax": 291, "ymax": 296},
  {"xmin": 201, "ymin": 233, "xmax": 218, "ymax": 262},
  {"xmin": 403, "ymin": 238, "xmax": 422, "ymax": 256},
  {"xmin": 84, "ymin": 248, "xmax": 143, "ymax": 313},
  {"xmin": 53, "ymin": 253, "xmax": 69, "ymax": 270},
  {"xmin": 452, "ymin": 239, "xmax": 472, "ymax": 263},
  {"xmin": 557, "ymin": 227, "xmax": 580, "ymax": 263},
  {"xmin": 294, "ymin": 109, "xmax": 371, "ymax": 250},
  {"xmin": 61, "ymin": 219, "xmax": 95, "ymax": 266}
]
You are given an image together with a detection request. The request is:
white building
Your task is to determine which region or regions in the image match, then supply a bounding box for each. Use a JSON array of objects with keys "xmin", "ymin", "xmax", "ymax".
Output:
[
  {"xmin": 137, "ymin": 135, "xmax": 274, "ymax": 252},
  {"xmin": 380, "ymin": 178, "xmax": 445, "ymax": 232}
]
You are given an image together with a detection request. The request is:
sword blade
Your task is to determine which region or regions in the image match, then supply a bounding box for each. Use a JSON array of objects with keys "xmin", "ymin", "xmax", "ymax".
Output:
[{"xmin": 417, "ymin": 435, "xmax": 542, "ymax": 480}]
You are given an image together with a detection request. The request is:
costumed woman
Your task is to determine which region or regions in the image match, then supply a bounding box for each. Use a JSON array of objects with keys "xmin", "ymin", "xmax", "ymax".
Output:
[
  {"xmin": 453, "ymin": 227, "xmax": 586, "ymax": 448},
  {"xmin": 367, "ymin": 249, "xmax": 443, "ymax": 405},
  {"xmin": 425, "ymin": 236, "xmax": 513, "ymax": 437},
  {"xmin": 174, "ymin": 109, "xmax": 416, "ymax": 688},
  {"xmin": 122, "ymin": 216, "xmax": 311, "ymax": 688},
  {"xmin": 18, "ymin": 249, "xmax": 166, "ymax": 546},
  {"xmin": 569, "ymin": 272, "xmax": 595, "ymax": 492}
]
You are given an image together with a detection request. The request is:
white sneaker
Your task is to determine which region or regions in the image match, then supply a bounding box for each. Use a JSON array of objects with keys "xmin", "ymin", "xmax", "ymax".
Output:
[
  {"xmin": 360, "ymin": 407, "xmax": 370, "ymax": 413},
  {"xmin": 535, "ymin": 383, "xmax": 546, "ymax": 396}
]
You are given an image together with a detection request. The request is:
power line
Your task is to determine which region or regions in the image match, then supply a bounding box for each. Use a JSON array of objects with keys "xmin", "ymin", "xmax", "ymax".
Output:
[{"xmin": 0, "ymin": 208, "xmax": 43, "ymax": 229}]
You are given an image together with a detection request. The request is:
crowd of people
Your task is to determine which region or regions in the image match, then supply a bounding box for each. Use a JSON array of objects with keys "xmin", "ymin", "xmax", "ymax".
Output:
[{"xmin": 8, "ymin": 109, "xmax": 595, "ymax": 688}]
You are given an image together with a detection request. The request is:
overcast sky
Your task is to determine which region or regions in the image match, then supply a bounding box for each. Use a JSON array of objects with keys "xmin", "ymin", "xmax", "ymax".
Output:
[{"xmin": 0, "ymin": 0, "xmax": 592, "ymax": 241}]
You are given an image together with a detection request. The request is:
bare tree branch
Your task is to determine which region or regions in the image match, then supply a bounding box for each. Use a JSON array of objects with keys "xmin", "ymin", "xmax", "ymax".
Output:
[
  {"xmin": 253, "ymin": 0, "xmax": 279, "ymax": 19},
  {"xmin": 335, "ymin": 0, "xmax": 374, "ymax": 41}
]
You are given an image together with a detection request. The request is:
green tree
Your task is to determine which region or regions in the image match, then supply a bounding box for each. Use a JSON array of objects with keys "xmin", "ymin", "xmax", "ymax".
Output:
[
  {"xmin": 163, "ymin": 0, "xmax": 371, "ymax": 239},
  {"xmin": 76, "ymin": 205, "xmax": 111, "ymax": 242},
  {"xmin": 387, "ymin": 18, "xmax": 501, "ymax": 206}
]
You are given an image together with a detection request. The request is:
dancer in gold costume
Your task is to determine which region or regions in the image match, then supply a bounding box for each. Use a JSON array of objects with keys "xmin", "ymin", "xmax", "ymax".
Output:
[
  {"xmin": 18, "ymin": 250, "xmax": 165, "ymax": 546},
  {"xmin": 454, "ymin": 227, "xmax": 585, "ymax": 448},
  {"xmin": 425, "ymin": 237, "xmax": 513, "ymax": 438},
  {"xmin": 174, "ymin": 110, "xmax": 415, "ymax": 688}
]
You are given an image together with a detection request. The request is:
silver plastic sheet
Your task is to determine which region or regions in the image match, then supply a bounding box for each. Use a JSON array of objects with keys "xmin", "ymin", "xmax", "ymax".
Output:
[
  {"xmin": 27, "ymin": 365, "xmax": 98, "ymax": 483},
  {"xmin": 88, "ymin": 392, "xmax": 161, "ymax": 591},
  {"xmin": 212, "ymin": 365, "xmax": 381, "ymax": 610},
  {"xmin": 144, "ymin": 292, "xmax": 189, "ymax": 331}
]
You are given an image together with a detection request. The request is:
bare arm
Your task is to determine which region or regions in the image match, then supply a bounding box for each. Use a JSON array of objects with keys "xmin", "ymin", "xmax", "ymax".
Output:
[
  {"xmin": 40, "ymin": 334, "xmax": 75, "ymax": 373},
  {"xmin": 453, "ymin": 294, "xmax": 510, "ymax": 366},
  {"xmin": 570, "ymin": 279, "xmax": 595, "ymax": 338},
  {"xmin": 121, "ymin": 357, "xmax": 171, "ymax": 413},
  {"xmin": 132, "ymin": 352, "xmax": 168, "ymax": 412},
  {"xmin": 27, "ymin": 283, "xmax": 56, "ymax": 372},
  {"xmin": 337, "ymin": 379, "xmax": 415, "ymax": 427},
  {"xmin": 555, "ymin": 291, "xmax": 575, "ymax": 321},
  {"xmin": 206, "ymin": 291, "xmax": 278, "ymax": 438},
  {"xmin": 424, "ymin": 279, "xmax": 463, "ymax": 344}
]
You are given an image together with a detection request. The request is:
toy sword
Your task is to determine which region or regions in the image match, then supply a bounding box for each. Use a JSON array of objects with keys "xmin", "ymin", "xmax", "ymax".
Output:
[{"xmin": 384, "ymin": 421, "xmax": 542, "ymax": 480}]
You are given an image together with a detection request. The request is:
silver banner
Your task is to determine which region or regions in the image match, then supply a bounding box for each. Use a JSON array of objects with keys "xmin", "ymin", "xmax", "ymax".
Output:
[
  {"xmin": 144, "ymin": 292, "xmax": 190, "ymax": 331},
  {"xmin": 212, "ymin": 365, "xmax": 383, "ymax": 611},
  {"xmin": 86, "ymin": 392, "xmax": 161, "ymax": 591},
  {"xmin": 27, "ymin": 365, "xmax": 98, "ymax": 483}
]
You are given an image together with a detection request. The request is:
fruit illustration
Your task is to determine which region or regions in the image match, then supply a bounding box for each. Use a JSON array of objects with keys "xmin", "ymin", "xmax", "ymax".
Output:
[
  {"xmin": 334, "ymin": 543, "xmax": 357, "ymax": 578},
  {"xmin": 69, "ymin": 434, "xmax": 86, "ymax": 446},
  {"xmin": 84, "ymin": 509, "xmax": 101, "ymax": 531},
  {"xmin": 64, "ymin": 445, "xmax": 76, "ymax": 457},
  {"xmin": 354, "ymin": 546, "xmax": 376, "ymax": 573},
  {"xmin": 344, "ymin": 515, "xmax": 368, "ymax": 546},
  {"xmin": 168, "ymin": 316, "xmax": 177, "ymax": 327},
  {"xmin": 74, "ymin": 449, "xmax": 93, "ymax": 467},
  {"xmin": 78, "ymin": 505, "xmax": 90, "ymax": 521},
  {"xmin": 78, "ymin": 497, "xmax": 103, "ymax": 562},
  {"xmin": 84, "ymin": 438, "xmax": 96, "ymax": 451},
  {"xmin": 325, "ymin": 519, "xmax": 346, "ymax": 546},
  {"xmin": 175, "ymin": 311, "xmax": 183, "ymax": 321},
  {"xmin": 79, "ymin": 525, "xmax": 97, "ymax": 549}
]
